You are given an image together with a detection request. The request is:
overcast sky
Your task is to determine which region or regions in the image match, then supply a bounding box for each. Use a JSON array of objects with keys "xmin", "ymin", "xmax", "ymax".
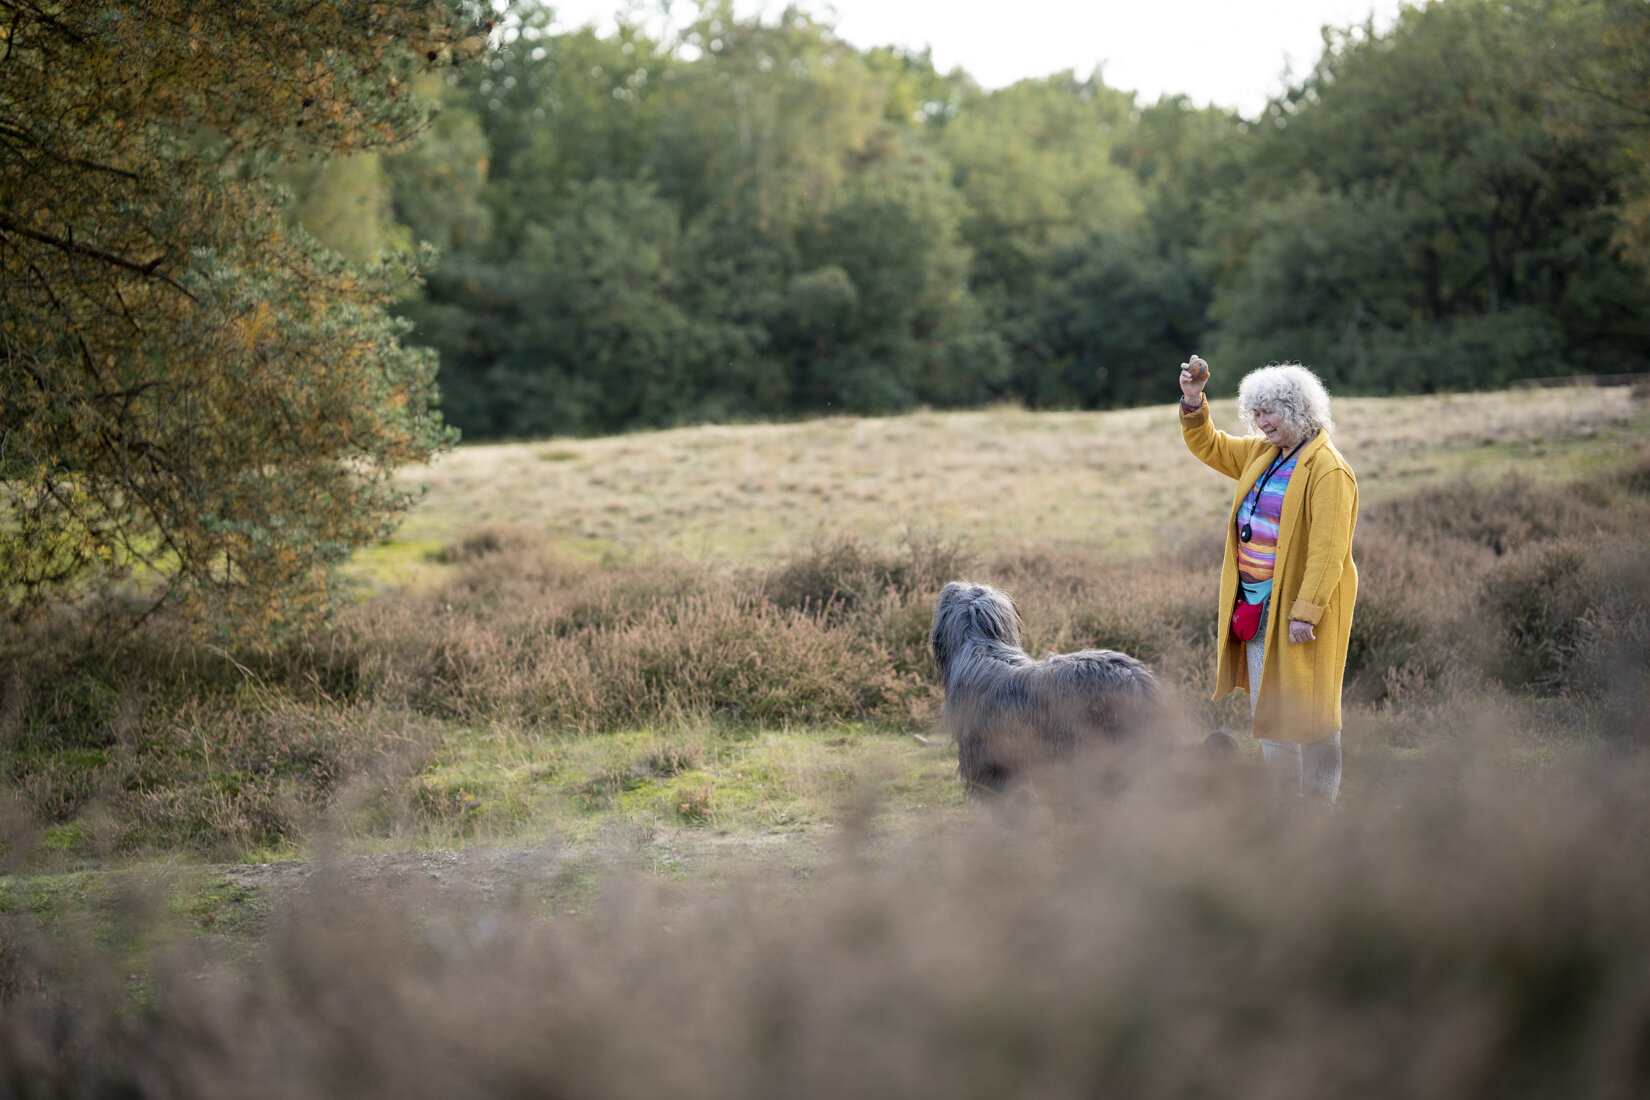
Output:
[{"xmin": 540, "ymin": 0, "xmax": 1406, "ymax": 116}]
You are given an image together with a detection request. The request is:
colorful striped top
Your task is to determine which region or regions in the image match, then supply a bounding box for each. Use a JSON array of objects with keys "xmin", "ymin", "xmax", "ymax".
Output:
[{"xmin": 1236, "ymin": 448, "xmax": 1302, "ymax": 603}]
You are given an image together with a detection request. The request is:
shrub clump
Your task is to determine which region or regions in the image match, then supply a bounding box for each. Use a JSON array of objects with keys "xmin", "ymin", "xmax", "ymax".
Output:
[{"xmin": 0, "ymin": 633, "xmax": 438, "ymax": 862}]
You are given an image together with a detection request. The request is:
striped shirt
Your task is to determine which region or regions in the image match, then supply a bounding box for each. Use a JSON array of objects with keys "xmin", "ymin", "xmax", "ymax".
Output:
[{"xmin": 1236, "ymin": 449, "xmax": 1301, "ymax": 601}]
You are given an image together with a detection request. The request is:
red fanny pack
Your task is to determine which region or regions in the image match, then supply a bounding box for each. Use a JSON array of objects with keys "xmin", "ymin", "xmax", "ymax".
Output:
[{"xmin": 1231, "ymin": 599, "xmax": 1264, "ymax": 641}]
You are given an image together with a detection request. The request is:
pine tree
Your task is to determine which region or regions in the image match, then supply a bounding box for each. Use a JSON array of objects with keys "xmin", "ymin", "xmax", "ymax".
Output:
[{"xmin": 0, "ymin": 0, "xmax": 487, "ymax": 637}]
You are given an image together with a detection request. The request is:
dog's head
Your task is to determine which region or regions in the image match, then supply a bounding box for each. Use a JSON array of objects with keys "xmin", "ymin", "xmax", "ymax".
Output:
[{"xmin": 930, "ymin": 581, "xmax": 1025, "ymax": 679}]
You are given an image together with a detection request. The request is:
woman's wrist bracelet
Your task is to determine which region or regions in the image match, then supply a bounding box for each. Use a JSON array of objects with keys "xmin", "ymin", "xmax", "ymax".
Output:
[{"xmin": 1179, "ymin": 394, "xmax": 1203, "ymax": 413}]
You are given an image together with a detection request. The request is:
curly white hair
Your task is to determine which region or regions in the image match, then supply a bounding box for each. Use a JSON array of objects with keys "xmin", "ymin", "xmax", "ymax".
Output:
[{"xmin": 1237, "ymin": 363, "xmax": 1335, "ymax": 442}]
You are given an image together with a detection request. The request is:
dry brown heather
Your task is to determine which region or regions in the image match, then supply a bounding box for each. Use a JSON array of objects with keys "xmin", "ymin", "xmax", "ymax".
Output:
[{"xmin": 2, "ymin": 388, "xmax": 1650, "ymax": 1096}]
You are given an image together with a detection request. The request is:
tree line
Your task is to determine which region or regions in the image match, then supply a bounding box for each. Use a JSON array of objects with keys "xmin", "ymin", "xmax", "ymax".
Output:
[{"xmin": 330, "ymin": 0, "xmax": 1650, "ymax": 439}]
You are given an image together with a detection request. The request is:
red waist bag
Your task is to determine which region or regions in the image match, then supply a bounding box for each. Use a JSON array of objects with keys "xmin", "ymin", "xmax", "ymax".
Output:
[{"xmin": 1231, "ymin": 598, "xmax": 1264, "ymax": 641}]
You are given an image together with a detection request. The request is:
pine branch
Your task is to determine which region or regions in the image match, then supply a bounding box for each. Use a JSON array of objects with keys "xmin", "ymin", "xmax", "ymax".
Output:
[{"xmin": 0, "ymin": 214, "xmax": 200, "ymax": 302}]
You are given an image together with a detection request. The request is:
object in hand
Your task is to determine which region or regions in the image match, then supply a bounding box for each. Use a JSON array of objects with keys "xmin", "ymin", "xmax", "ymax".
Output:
[{"xmin": 1184, "ymin": 356, "xmax": 1209, "ymax": 385}]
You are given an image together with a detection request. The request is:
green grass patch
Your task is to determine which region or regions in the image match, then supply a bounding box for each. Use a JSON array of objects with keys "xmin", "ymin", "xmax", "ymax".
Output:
[
  {"xmin": 341, "ymin": 537, "xmax": 452, "ymax": 589},
  {"xmin": 397, "ymin": 724, "xmax": 553, "ymax": 843},
  {"xmin": 166, "ymin": 877, "xmax": 264, "ymax": 939},
  {"xmin": 364, "ymin": 720, "xmax": 966, "ymax": 850},
  {"xmin": 1, "ymin": 866, "xmax": 269, "ymax": 967}
]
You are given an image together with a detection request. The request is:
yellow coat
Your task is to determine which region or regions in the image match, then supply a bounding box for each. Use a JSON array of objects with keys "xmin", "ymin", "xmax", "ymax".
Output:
[{"xmin": 1180, "ymin": 399, "xmax": 1359, "ymax": 742}]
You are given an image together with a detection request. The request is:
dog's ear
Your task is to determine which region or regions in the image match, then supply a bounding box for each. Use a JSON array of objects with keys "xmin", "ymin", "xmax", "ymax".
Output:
[
  {"xmin": 986, "ymin": 589, "xmax": 1023, "ymax": 647},
  {"xmin": 930, "ymin": 583, "xmax": 961, "ymax": 671}
]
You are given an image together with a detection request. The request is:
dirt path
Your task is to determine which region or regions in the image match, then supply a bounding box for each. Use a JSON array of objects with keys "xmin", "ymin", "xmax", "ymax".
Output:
[{"xmin": 208, "ymin": 826, "xmax": 833, "ymax": 925}]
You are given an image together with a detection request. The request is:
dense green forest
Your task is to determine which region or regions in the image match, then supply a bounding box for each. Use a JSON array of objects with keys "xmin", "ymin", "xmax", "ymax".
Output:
[{"xmin": 295, "ymin": 0, "xmax": 1650, "ymax": 438}]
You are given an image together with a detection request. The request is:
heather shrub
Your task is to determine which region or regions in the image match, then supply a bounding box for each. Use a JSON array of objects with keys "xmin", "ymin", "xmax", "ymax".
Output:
[
  {"xmin": 429, "ymin": 526, "xmax": 542, "ymax": 564},
  {"xmin": 1370, "ymin": 474, "xmax": 1625, "ymax": 557},
  {"xmin": 0, "ymin": 651, "xmax": 435, "ymax": 861},
  {"xmin": 1550, "ymin": 544, "xmax": 1650, "ymax": 735},
  {"xmin": 1336, "ymin": 523, "xmax": 1475, "ymax": 704},
  {"xmin": 540, "ymin": 587, "xmax": 924, "ymax": 728},
  {"xmin": 1, "ymin": 631, "xmax": 367, "ymax": 859},
  {"xmin": 763, "ymin": 532, "xmax": 973, "ymax": 617},
  {"xmin": 758, "ymin": 532, "xmax": 975, "ymax": 690},
  {"xmin": 1353, "ymin": 461, "xmax": 1650, "ymax": 704},
  {"xmin": 1619, "ymin": 447, "xmax": 1650, "ymax": 494},
  {"xmin": 327, "ymin": 562, "xmax": 930, "ymax": 731},
  {"xmin": 1480, "ymin": 540, "xmax": 1599, "ymax": 692},
  {"xmin": 1342, "ymin": 587, "xmax": 1432, "ymax": 702},
  {"xmin": 990, "ymin": 546, "xmax": 1214, "ymax": 678}
]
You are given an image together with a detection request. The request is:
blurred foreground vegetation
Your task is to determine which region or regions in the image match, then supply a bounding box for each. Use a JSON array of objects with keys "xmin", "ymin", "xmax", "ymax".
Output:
[{"xmin": 4, "ymin": 619, "xmax": 1650, "ymax": 1097}]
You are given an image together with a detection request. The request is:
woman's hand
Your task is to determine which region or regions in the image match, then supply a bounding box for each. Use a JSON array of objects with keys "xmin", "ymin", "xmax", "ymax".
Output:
[
  {"xmin": 1289, "ymin": 619, "xmax": 1316, "ymax": 643},
  {"xmin": 1179, "ymin": 354, "xmax": 1209, "ymax": 402}
]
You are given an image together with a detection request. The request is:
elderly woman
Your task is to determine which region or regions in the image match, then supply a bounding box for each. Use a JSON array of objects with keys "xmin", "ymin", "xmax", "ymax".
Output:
[{"xmin": 1177, "ymin": 355, "xmax": 1358, "ymax": 804}]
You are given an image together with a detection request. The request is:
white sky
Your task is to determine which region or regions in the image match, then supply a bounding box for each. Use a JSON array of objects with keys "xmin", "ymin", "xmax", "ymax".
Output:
[{"xmin": 543, "ymin": 0, "xmax": 1407, "ymax": 116}]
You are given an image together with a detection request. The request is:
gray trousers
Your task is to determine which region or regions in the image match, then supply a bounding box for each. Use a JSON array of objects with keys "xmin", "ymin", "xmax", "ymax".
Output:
[{"xmin": 1244, "ymin": 601, "xmax": 1341, "ymax": 805}]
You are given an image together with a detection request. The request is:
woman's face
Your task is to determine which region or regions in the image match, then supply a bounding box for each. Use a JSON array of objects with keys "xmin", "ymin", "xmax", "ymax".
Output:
[{"xmin": 1252, "ymin": 406, "xmax": 1295, "ymax": 448}]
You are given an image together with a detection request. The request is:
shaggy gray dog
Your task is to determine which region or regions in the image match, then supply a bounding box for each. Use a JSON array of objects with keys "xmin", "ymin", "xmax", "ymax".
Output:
[{"xmin": 930, "ymin": 581, "xmax": 1165, "ymax": 793}]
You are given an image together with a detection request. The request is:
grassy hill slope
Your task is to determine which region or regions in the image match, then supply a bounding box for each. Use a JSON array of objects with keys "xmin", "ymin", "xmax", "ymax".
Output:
[{"xmin": 369, "ymin": 386, "xmax": 1647, "ymax": 577}]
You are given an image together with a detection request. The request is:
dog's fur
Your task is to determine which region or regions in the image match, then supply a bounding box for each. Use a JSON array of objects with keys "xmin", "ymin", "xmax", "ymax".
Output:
[{"xmin": 930, "ymin": 581, "xmax": 1166, "ymax": 793}]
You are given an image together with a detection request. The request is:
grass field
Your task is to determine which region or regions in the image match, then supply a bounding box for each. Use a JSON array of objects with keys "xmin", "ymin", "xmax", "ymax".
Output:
[
  {"xmin": 373, "ymin": 385, "xmax": 1647, "ymax": 572},
  {"xmin": 4, "ymin": 384, "xmax": 1650, "ymax": 1096}
]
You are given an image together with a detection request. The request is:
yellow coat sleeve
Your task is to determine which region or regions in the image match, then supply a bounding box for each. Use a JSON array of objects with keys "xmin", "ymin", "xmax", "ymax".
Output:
[
  {"xmin": 1178, "ymin": 399, "xmax": 1254, "ymax": 481},
  {"xmin": 1287, "ymin": 467, "xmax": 1357, "ymax": 625}
]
